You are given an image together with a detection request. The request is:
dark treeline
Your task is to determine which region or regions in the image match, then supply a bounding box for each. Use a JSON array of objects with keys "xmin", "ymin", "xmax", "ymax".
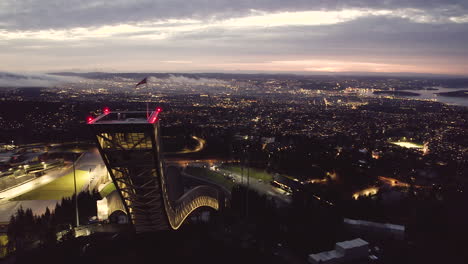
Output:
[
  {"xmin": 5, "ymin": 178, "xmax": 468, "ymax": 263},
  {"xmin": 6, "ymin": 191, "xmax": 99, "ymax": 257},
  {"xmin": 222, "ymin": 182, "xmax": 468, "ymax": 263},
  {"xmin": 217, "ymin": 184, "xmax": 343, "ymax": 258}
]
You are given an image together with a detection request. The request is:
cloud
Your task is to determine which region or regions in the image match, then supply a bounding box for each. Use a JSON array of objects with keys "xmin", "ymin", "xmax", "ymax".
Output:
[
  {"xmin": 147, "ymin": 75, "xmax": 228, "ymax": 86},
  {"xmin": 161, "ymin": 61, "xmax": 193, "ymax": 64},
  {"xmin": 1, "ymin": 15, "xmax": 466, "ymax": 75},
  {"xmin": 2, "ymin": 7, "xmax": 468, "ymax": 41},
  {"xmin": 0, "ymin": 72, "xmax": 83, "ymax": 87},
  {"xmin": 1, "ymin": 0, "xmax": 467, "ymax": 31},
  {"xmin": 0, "ymin": 1, "xmax": 467, "ymax": 75}
]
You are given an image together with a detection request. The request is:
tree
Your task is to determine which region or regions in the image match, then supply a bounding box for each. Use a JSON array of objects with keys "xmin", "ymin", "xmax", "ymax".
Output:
[{"xmin": 7, "ymin": 206, "xmax": 37, "ymax": 254}]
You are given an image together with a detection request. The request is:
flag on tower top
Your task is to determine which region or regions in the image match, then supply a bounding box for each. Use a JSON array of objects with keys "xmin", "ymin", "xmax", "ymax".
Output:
[{"xmin": 135, "ymin": 77, "xmax": 148, "ymax": 88}]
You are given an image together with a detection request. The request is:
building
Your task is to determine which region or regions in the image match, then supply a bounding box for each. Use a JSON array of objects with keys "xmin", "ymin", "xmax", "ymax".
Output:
[
  {"xmin": 344, "ymin": 218, "xmax": 405, "ymax": 240},
  {"xmin": 308, "ymin": 238, "xmax": 370, "ymax": 264}
]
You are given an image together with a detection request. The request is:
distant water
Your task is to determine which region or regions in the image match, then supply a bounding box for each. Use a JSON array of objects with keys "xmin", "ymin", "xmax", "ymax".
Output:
[{"xmin": 361, "ymin": 87, "xmax": 468, "ymax": 107}]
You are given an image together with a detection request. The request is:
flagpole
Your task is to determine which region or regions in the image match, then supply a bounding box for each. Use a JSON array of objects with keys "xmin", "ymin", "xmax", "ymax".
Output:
[
  {"xmin": 136, "ymin": 77, "xmax": 150, "ymax": 118},
  {"xmin": 146, "ymin": 82, "xmax": 149, "ymax": 118}
]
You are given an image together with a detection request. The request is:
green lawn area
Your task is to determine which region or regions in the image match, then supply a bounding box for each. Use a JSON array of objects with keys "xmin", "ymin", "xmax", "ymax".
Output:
[
  {"xmin": 221, "ymin": 165, "xmax": 273, "ymax": 182},
  {"xmin": 0, "ymin": 234, "xmax": 7, "ymax": 245},
  {"xmin": 11, "ymin": 170, "xmax": 89, "ymax": 201},
  {"xmin": 0, "ymin": 234, "xmax": 7, "ymax": 258},
  {"xmin": 99, "ymin": 182, "xmax": 116, "ymax": 198},
  {"xmin": 185, "ymin": 167, "xmax": 235, "ymax": 189}
]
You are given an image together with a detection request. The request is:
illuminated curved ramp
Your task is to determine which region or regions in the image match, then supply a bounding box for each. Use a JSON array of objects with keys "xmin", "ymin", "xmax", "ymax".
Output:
[{"xmin": 89, "ymin": 109, "xmax": 220, "ymax": 232}]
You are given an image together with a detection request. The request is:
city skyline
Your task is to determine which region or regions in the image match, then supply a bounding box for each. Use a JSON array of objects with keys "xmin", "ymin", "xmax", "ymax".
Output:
[{"xmin": 1, "ymin": 0, "xmax": 467, "ymax": 75}]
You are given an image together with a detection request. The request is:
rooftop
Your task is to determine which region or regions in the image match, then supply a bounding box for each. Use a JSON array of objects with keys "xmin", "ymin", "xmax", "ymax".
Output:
[
  {"xmin": 308, "ymin": 238, "xmax": 370, "ymax": 264},
  {"xmin": 335, "ymin": 238, "xmax": 369, "ymax": 249},
  {"xmin": 344, "ymin": 218, "xmax": 405, "ymax": 232},
  {"xmin": 309, "ymin": 250, "xmax": 343, "ymax": 263},
  {"xmin": 88, "ymin": 107, "xmax": 162, "ymax": 125}
]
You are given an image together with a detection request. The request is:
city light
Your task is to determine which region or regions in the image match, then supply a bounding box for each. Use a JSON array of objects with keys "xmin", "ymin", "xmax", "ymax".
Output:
[
  {"xmin": 390, "ymin": 141, "xmax": 424, "ymax": 149},
  {"xmin": 1, "ymin": 0, "xmax": 467, "ymax": 261},
  {"xmin": 352, "ymin": 187, "xmax": 379, "ymax": 200}
]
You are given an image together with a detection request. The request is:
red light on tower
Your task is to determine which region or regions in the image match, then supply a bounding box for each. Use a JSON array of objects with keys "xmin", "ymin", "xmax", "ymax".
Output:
[
  {"xmin": 87, "ymin": 116, "xmax": 94, "ymax": 124},
  {"xmin": 148, "ymin": 107, "xmax": 162, "ymax": 124},
  {"xmin": 103, "ymin": 107, "xmax": 110, "ymax": 115}
]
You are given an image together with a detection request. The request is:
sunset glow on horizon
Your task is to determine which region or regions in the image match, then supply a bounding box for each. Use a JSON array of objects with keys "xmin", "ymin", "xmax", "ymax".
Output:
[{"xmin": 0, "ymin": 1, "xmax": 467, "ymax": 75}]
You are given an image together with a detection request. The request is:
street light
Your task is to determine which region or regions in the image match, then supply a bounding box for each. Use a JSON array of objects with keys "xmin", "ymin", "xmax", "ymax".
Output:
[
  {"xmin": 88, "ymin": 168, "xmax": 92, "ymax": 193},
  {"xmin": 73, "ymin": 153, "xmax": 79, "ymax": 227}
]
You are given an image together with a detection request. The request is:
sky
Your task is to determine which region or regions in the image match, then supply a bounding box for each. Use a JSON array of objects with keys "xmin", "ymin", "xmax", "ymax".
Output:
[{"xmin": 1, "ymin": 0, "xmax": 467, "ymax": 76}]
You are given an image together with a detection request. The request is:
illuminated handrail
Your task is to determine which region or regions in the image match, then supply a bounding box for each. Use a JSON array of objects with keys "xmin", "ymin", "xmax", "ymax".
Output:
[
  {"xmin": 158, "ymin": 161, "xmax": 220, "ymax": 229},
  {"xmin": 164, "ymin": 185, "xmax": 219, "ymax": 229},
  {"xmin": 150, "ymin": 118, "xmax": 220, "ymax": 230}
]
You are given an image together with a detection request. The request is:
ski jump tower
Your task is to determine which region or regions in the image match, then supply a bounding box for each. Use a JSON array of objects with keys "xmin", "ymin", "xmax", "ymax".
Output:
[{"xmin": 88, "ymin": 107, "xmax": 220, "ymax": 232}]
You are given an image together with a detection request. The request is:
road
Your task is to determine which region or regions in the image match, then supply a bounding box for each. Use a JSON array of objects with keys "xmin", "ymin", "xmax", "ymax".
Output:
[
  {"xmin": 0, "ymin": 163, "xmax": 73, "ymax": 222},
  {"xmin": 0, "ymin": 151, "xmax": 105, "ymax": 222},
  {"xmin": 170, "ymin": 136, "xmax": 206, "ymax": 154},
  {"xmin": 217, "ymin": 167, "xmax": 336, "ymax": 206},
  {"xmin": 0, "ymin": 161, "xmax": 78, "ymax": 203},
  {"xmin": 216, "ymin": 168, "xmax": 292, "ymax": 205}
]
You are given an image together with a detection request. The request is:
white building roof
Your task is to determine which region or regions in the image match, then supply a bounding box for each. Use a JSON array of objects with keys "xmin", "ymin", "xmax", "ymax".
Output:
[
  {"xmin": 336, "ymin": 238, "xmax": 369, "ymax": 249},
  {"xmin": 344, "ymin": 218, "xmax": 405, "ymax": 232},
  {"xmin": 309, "ymin": 250, "xmax": 343, "ymax": 263}
]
